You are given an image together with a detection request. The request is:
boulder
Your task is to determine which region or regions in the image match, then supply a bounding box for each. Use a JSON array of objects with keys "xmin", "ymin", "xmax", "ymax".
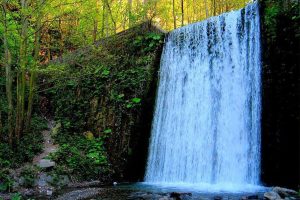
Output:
[
  {"xmin": 36, "ymin": 173, "xmax": 53, "ymax": 187},
  {"xmin": 38, "ymin": 159, "xmax": 55, "ymax": 168},
  {"xmin": 272, "ymin": 187, "xmax": 298, "ymax": 197},
  {"xmin": 247, "ymin": 195, "xmax": 259, "ymax": 199},
  {"xmin": 55, "ymin": 188, "xmax": 102, "ymax": 200},
  {"xmin": 264, "ymin": 191, "xmax": 282, "ymax": 200}
]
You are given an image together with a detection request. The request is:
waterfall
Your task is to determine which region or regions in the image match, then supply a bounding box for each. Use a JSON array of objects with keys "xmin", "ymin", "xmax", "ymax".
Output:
[{"xmin": 145, "ymin": 3, "xmax": 261, "ymax": 188}]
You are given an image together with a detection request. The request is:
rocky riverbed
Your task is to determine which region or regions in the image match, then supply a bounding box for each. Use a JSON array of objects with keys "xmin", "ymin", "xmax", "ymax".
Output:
[{"xmin": 1, "ymin": 183, "xmax": 299, "ymax": 200}]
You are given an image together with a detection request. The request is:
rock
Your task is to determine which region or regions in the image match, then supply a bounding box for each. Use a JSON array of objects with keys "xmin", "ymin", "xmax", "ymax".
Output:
[
  {"xmin": 284, "ymin": 197, "xmax": 297, "ymax": 200},
  {"xmin": 36, "ymin": 173, "xmax": 53, "ymax": 187},
  {"xmin": 67, "ymin": 180, "xmax": 104, "ymax": 188},
  {"xmin": 55, "ymin": 188, "xmax": 102, "ymax": 200},
  {"xmin": 51, "ymin": 122, "xmax": 61, "ymax": 137},
  {"xmin": 0, "ymin": 193, "xmax": 12, "ymax": 200},
  {"xmin": 213, "ymin": 196, "xmax": 222, "ymax": 200},
  {"xmin": 158, "ymin": 198, "xmax": 169, "ymax": 200},
  {"xmin": 46, "ymin": 189, "xmax": 53, "ymax": 196},
  {"xmin": 23, "ymin": 189, "xmax": 35, "ymax": 197},
  {"xmin": 247, "ymin": 195, "xmax": 259, "ymax": 199},
  {"xmin": 170, "ymin": 192, "xmax": 192, "ymax": 200},
  {"xmin": 170, "ymin": 192, "xmax": 181, "ymax": 199},
  {"xmin": 273, "ymin": 187, "xmax": 298, "ymax": 197},
  {"xmin": 264, "ymin": 191, "xmax": 282, "ymax": 200},
  {"xmin": 38, "ymin": 159, "xmax": 55, "ymax": 168}
]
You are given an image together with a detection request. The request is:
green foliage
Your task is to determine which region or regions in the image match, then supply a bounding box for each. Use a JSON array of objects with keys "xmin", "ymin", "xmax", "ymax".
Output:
[
  {"xmin": 20, "ymin": 166, "xmax": 39, "ymax": 188},
  {"xmin": 0, "ymin": 169, "xmax": 14, "ymax": 192},
  {"xmin": 133, "ymin": 32, "xmax": 163, "ymax": 53},
  {"xmin": 264, "ymin": 2, "xmax": 280, "ymax": 41},
  {"xmin": 263, "ymin": 0, "xmax": 300, "ymax": 42},
  {"xmin": 42, "ymin": 31, "xmax": 163, "ymax": 136},
  {"xmin": 40, "ymin": 30, "xmax": 164, "ymax": 180},
  {"xmin": 0, "ymin": 115, "xmax": 46, "ymax": 169},
  {"xmin": 49, "ymin": 136, "xmax": 109, "ymax": 180},
  {"xmin": 11, "ymin": 193, "xmax": 22, "ymax": 200}
]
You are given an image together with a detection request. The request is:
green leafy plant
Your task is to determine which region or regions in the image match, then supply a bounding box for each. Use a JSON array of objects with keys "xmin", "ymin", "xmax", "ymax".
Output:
[
  {"xmin": 49, "ymin": 136, "xmax": 109, "ymax": 180},
  {"xmin": 11, "ymin": 193, "xmax": 22, "ymax": 200},
  {"xmin": 20, "ymin": 166, "xmax": 39, "ymax": 188},
  {"xmin": 0, "ymin": 169, "xmax": 14, "ymax": 192}
]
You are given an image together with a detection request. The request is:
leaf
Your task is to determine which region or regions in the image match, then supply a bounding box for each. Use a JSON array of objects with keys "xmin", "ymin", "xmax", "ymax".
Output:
[
  {"xmin": 117, "ymin": 94, "xmax": 124, "ymax": 99},
  {"xmin": 126, "ymin": 103, "xmax": 133, "ymax": 108},
  {"xmin": 0, "ymin": 183, "xmax": 7, "ymax": 192},
  {"xmin": 153, "ymin": 35, "xmax": 161, "ymax": 40},
  {"xmin": 87, "ymin": 152, "xmax": 98, "ymax": 159},
  {"xmin": 102, "ymin": 69, "xmax": 110, "ymax": 76},
  {"xmin": 103, "ymin": 129, "xmax": 112, "ymax": 134},
  {"xmin": 131, "ymin": 98, "xmax": 141, "ymax": 103}
]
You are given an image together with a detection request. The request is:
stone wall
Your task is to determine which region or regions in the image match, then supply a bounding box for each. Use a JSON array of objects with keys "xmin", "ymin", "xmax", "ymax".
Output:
[{"xmin": 260, "ymin": 0, "xmax": 300, "ymax": 189}]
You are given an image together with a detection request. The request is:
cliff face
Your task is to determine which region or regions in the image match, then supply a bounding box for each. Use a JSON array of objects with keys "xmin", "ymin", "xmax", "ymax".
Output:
[
  {"xmin": 260, "ymin": 0, "xmax": 300, "ymax": 189},
  {"xmin": 43, "ymin": 22, "xmax": 165, "ymax": 181}
]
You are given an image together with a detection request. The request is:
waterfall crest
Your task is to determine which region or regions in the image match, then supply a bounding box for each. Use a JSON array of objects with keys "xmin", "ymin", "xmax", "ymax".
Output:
[{"xmin": 145, "ymin": 3, "xmax": 261, "ymax": 187}]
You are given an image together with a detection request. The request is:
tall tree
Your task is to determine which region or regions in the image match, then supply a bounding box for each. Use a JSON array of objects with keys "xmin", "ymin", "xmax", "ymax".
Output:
[
  {"xmin": 16, "ymin": 0, "xmax": 29, "ymax": 141},
  {"xmin": 181, "ymin": 0, "xmax": 184, "ymax": 26},
  {"xmin": 25, "ymin": 0, "xmax": 43, "ymax": 131},
  {"xmin": 172, "ymin": 0, "xmax": 176, "ymax": 29},
  {"xmin": 204, "ymin": 0, "xmax": 209, "ymax": 18},
  {"xmin": 128, "ymin": 0, "xmax": 132, "ymax": 27},
  {"xmin": 1, "ymin": 0, "xmax": 13, "ymax": 146}
]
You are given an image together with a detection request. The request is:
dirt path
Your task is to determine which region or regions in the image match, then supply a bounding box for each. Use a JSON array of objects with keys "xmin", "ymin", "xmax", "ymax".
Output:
[{"xmin": 33, "ymin": 120, "xmax": 58, "ymax": 166}]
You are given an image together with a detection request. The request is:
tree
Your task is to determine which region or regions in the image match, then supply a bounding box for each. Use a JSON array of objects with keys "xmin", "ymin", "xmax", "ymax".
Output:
[
  {"xmin": 15, "ymin": 0, "xmax": 29, "ymax": 141},
  {"xmin": 0, "ymin": 0, "xmax": 13, "ymax": 146},
  {"xmin": 181, "ymin": 0, "xmax": 184, "ymax": 26},
  {"xmin": 25, "ymin": 0, "xmax": 44, "ymax": 131},
  {"xmin": 172, "ymin": 0, "xmax": 176, "ymax": 29}
]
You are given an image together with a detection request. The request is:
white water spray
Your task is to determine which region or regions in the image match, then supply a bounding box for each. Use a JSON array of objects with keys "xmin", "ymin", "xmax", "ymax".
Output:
[{"xmin": 145, "ymin": 3, "xmax": 261, "ymax": 189}]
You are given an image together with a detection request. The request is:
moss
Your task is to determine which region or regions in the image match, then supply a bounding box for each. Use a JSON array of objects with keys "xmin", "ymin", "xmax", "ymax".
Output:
[{"xmin": 41, "ymin": 23, "xmax": 165, "ymax": 181}]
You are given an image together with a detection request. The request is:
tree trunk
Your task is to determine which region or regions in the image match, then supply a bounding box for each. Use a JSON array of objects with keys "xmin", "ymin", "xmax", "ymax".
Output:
[
  {"xmin": 128, "ymin": 0, "xmax": 132, "ymax": 27},
  {"xmin": 93, "ymin": 19, "xmax": 98, "ymax": 42},
  {"xmin": 104, "ymin": 0, "xmax": 116, "ymax": 33},
  {"xmin": 16, "ymin": 0, "xmax": 29, "ymax": 141},
  {"xmin": 101, "ymin": 0, "xmax": 106, "ymax": 37},
  {"xmin": 172, "ymin": 0, "xmax": 176, "ymax": 29},
  {"xmin": 211, "ymin": 0, "xmax": 216, "ymax": 16},
  {"xmin": 204, "ymin": 0, "xmax": 209, "ymax": 18},
  {"xmin": 181, "ymin": 0, "xmax": 184, "ymax": 26},
  {"xmin": 25, "ymin": 0, "xmax": 42, "ymax": 131},
  {"xmin": 1, "ymin": 2, "xmax": 13, "ymax": 146}
]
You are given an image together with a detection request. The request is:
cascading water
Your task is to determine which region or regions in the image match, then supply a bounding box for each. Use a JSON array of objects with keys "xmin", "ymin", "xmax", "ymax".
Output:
[{"xmin": 145, "ymin": 3, "xmax": 262, "ymax": 189}]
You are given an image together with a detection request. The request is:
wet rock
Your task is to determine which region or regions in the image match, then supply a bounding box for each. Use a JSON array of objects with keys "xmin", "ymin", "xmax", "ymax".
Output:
[
  {"xmin": 23, "ymin": 189, "xmax": 35, "ymax": 197},
  {"xmin": 127, "ymin": 192, "xmax": 170, "ymax": 200},
  {"xmin": 67, "ymin": 180, "xmax": 103, "ymax": 188},
  {"xmin": 159, "ymin": 197, "xmax": 172, "ymax": 200},
  {"xmin": 38, "ymin": 186, "xmax": 55, "ymax": 197},
  {"xmin": 264, "ymin": 191, "xmax": 282, "ymax": 200},
  {"xmin": 38, "ymin": 159, "xmax": 55, "ymax": 168},
  {"xmin": 46, "ymin": 189, "xmax": 53, "ymax": 196},
  {"xmin": 170, "ymin": 192, "xmax": 192, "ymax": 200},
  {"xmin": 170, "ymin": 192, "xmax": 181, "ymax": 200},
  {"xmin": 0, "ymin": 193, "xmax": 13, "ymax": 200},
  {"xmin": 36, "ymin": 173, "xmax": 53, "ymax": 187},
  {"xmin": 272, "ymin": 187, "xmax": 297, "ymax": 198},
  {"xmin": 213, "ymin": 196, "xmax": 222, "ymax": 200},
  {"xmin": 247, "ymin": 195, "xmax": 259, "ymax": 199},
  {"xmin": 55, "ymin": 188, "xmax": 102, "ymax": 200},
  {"xmin": 284, "ymin": 197, "xmax": 297, "ymax": 200}
]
